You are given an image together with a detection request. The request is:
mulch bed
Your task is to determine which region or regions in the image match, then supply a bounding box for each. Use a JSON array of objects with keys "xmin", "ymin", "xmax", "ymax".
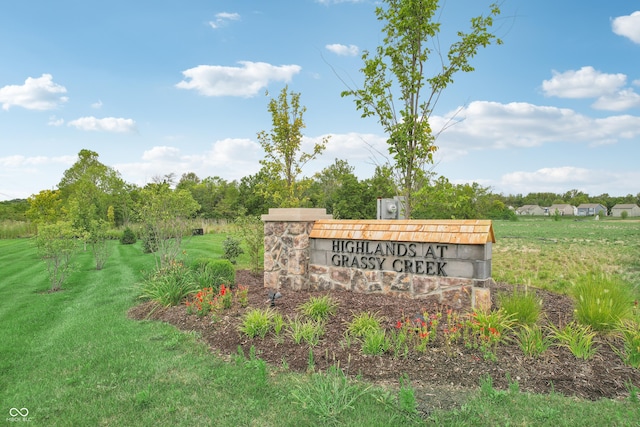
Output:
[{"xmin": 128, "ymin": 270, "xmax": 640, "ymax": 413}]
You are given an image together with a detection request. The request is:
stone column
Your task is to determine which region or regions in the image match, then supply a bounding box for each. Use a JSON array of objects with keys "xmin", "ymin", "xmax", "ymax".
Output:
[{"xmin": 261, "ymin": 208, "xmax": 332, "ymax": 291}]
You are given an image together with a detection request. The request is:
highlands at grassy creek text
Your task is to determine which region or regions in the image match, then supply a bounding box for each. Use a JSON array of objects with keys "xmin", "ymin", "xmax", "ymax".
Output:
[{"xmin": 329, "ymin": 239, "xmax": 448, "ymax": 276}]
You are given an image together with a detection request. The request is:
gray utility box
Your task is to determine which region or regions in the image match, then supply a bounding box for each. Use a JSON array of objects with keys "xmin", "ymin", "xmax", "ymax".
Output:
[{"xmin": 376, "ymin": 197, "xmax": 406, "ymax": 219}]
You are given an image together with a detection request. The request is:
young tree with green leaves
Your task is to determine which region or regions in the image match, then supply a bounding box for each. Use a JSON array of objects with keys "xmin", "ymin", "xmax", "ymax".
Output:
[
  {"xmin": 26, "ymin": 190, "xmax": 65, "ymax": 226},
  {"xmin": 233, "ymin": 214, "xmax": 264, "ymax": 274},
  {"xmin": 257, "ymin": 86, "xmax": 329, "ymax": 207},
  {"xmin": 35, "ymin": 221, "xmax": 79, "ymax": 291},
  {"xmin": 136, "ymin": 183, "xmax": 200, "ymax": 270},
  {"xmin": 342, "ymin": 0, "xmax": 502, "ymax": 217}
]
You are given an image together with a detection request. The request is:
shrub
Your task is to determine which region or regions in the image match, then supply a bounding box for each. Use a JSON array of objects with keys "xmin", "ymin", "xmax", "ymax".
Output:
[
  {"xmin": 120, "ymin": 226, "xmax": 137, "ymax": 245},
  {"xmin": 191, "ymin": 258, "xmax": 236, "ymax": 290},
  {"xmin": 572, "ymin": 272, "xmax": 634, "ymax": 331},
  {"xmin": 498, "ymin": 286, "xmax": 541, "ymax": 326},
  {"xmin": 207, "ymin": 259, "xmax": 236, "ymax": 289},
  {"xmin": 141, "ymin": 223, "xmax": 158, "ymax": 254},
  {"xmin": 222, "ymin": 235, "xmax": 244, "ymax": 264},
  {"xmin": 139, "ymin": 261, "xmax": 199, "ymax": 306},
  {"xmin": 298, "ymin": 295, "xmax": 339, "ymax": 321}
]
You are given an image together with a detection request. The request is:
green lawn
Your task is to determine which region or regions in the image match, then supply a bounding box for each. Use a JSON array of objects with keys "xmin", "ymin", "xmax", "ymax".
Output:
[
  {"xmin": 0, "ymin": 237, "xmax": 419, "ymax": 426},
  {"xmin": 492, "ymin": 217, "xmax": 640, "ymax": 297},
  {"xmin": 1, "ymin": 226, "xmax": 639, "ymax": 426}
]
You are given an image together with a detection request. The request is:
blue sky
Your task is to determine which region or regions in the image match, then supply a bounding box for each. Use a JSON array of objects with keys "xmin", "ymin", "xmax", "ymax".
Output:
[{"xmin": 1, "ymin": 0, "xmax": 639, "ymax": 202}]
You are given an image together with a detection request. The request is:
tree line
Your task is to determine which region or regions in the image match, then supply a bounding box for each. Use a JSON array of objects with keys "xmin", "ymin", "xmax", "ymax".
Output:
[{"xmin": 2, "ymin": 150, "xmax": 638, "ymax": 225}]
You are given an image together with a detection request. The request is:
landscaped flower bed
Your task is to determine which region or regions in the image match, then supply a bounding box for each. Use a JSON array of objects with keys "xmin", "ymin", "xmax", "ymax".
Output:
[{"xmin": 130, "ymin": 270, "xmax": 640, "ymax": 408}]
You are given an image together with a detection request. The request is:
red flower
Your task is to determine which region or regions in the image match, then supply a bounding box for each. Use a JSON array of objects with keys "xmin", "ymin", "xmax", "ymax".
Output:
[{"xmin": 396, "ymin": 320, "xmax": 402, "ymax": 329}]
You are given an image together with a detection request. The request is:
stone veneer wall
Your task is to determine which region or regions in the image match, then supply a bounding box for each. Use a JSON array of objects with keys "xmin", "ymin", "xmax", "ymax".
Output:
[
  {"xmin": 262, "ymin": 208, "xmax": 492, "ymax": 311},
  {"xmin": 308, "ymin": 241, "xmax": 492, "ymax": 310},
  {"xmin": 262, "ymin": 208, "xmax": 332, "ymax": 291}
]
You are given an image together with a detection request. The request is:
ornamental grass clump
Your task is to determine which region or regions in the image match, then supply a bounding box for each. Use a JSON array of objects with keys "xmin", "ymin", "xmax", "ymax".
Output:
[
  {"xmin": 288, "ymin": 316, "xmax": 325, "ymax": 347},
  {"xmin": 498, "ymin": 285, "xmax": 541, "ymax": 326},
  {"xmin": 140, "ymin": 261, "xmax": 199, "ymax": 307},
  {"xmin": 572, "ymin": 272, "xmax": 634, "ymax": 331},
  {"xmin": 514, "ymin": 324, "xmax": 551, "ymax": 357},
  {"xmin": 298, "ymin": 295, "xmax": 339, "ymax": 321},
  {"xmin": 361, "ymin": 328, "xmax": 390, "ymax": 356},
  {"xmin": 548, "ymin": 321, "xmax": 597, "ymax": 360},
  {"xmin": 239, "ymin": 308, "xmax": 275, "ymax": 338},
  {"xmin": 612, "ymin": 319, "xmax": 640, "ymax": 368},
  {"xmin": 346, "ymin": 311, "xmax": 385, "ymax": 338}
]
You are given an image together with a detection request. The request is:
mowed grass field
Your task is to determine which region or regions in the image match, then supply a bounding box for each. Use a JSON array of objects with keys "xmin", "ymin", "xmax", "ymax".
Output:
[
  {"xmin": 1, "ymin": 219, "xmax": 639, "ymax": 426},
  {"xmin": 492, "ymin": 217, "xmax": 640, "ymax": 299}
]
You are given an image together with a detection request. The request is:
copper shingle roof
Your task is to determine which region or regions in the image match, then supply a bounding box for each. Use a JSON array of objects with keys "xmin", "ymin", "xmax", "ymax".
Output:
[{"xmin": 309, "ymin": 219, "xmax": 495, "ymax": 244}]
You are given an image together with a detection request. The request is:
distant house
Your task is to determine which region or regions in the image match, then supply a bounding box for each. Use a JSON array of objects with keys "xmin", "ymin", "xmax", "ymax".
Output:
[
  {"xmin": 547, "ymin": 204, "xmax": 576, "ymax": 216},
  {"xmin": 611, "ymin": 204, "xmax": 640, "ymax": 218},
  {"xmin": 577, "ymin": 203, "xmax": 607, "ymax": 216},
  {"xmin": 515, "ymin": 205, "xmax": 545, "ymax": 216}
]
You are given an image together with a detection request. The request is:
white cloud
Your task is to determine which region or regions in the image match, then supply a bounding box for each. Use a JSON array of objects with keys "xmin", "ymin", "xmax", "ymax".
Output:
[
  {"xmin": 67, "ymin": 116, "xmax": 137, "ymax": 133},
  {"xmin": 91, "ymin": 100, "xmax": 103, "ymax": 109},
  {"xmin": 325, "ymin": 43, "xmax": 359, "ymax": 56},
  {"xmin": 0, "ymin": 154, "xmax": 73, "ymax": 168},
  {"xmin": 612, "ymin": 11, "xmax": 640, "ymax": 44},
  {"xmin": 176, "ymin": 61, "xmax": 302, "ymax": 97},
  {"xmin": 116, "ymin": 139, "xmax": 262, "ymax": 188},
  {"xmin": 541, "ymin": 66, "xmax": 640, "ymax": 111},
  {"xmin": 591, "ymin": 89, "xmax": 640, "ymax": 111},
  {"xmin": 430, "ymin": 101, "xmax": 640, "ymax": 151},
  {"xmin": 209, "ymin": 12, "xmax": 241, "ymax": 29},
  {"xmin": 542, "ymin": 66, "xmax": 626, "ymax": 99},
  {"xmin": 0, "ymin": 74, "xmax": 68, "ymax": 111},
  {"xmin": 142, "ymin": 146, "xmax": 182, "ymax": 161},
  {"xmin": 48, "ymin": 116, "xmax": 64, "ymax": 126}
]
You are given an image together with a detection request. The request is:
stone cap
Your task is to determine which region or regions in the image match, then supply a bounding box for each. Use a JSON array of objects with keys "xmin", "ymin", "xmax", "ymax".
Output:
[
  {"xmin": 261, "ymin": 208, "xmax": 333, "ymax": 222},
  {"xmin": 309, "ymin": 219, "xmax": 495, "ymax": 244}
]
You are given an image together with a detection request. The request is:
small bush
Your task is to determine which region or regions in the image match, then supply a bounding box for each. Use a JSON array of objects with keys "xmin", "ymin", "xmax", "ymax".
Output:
[
  {"xmin": 190, "ymin": 258, "xmax": 236, "ymax": 290},
  {"xmin": 298, "ymin": 295, "xmax": 339, "ymax": 321},
  {"xmin": 572, "ymin": 272, "xmax": 634, "ymax": 331},
  {"xmin": 120, "ymin": 227, "xmax": 137, "ymax": 245},
  {"xmin": 141, "ymin": 223, "xmax": 158, "ymax": 253},
  {"xmin": 498, "ymin": 286, "xmax": 541, "ymax": 326},
  {"xmin": 222, "ymin": 235, "xmax": 244, "ymax": 264}
]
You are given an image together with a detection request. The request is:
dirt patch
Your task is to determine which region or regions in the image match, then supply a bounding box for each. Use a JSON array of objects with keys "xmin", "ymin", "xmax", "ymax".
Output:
[{"xmin": 128, "ymin": 270, "xmax": 640, "ymax": 413}]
